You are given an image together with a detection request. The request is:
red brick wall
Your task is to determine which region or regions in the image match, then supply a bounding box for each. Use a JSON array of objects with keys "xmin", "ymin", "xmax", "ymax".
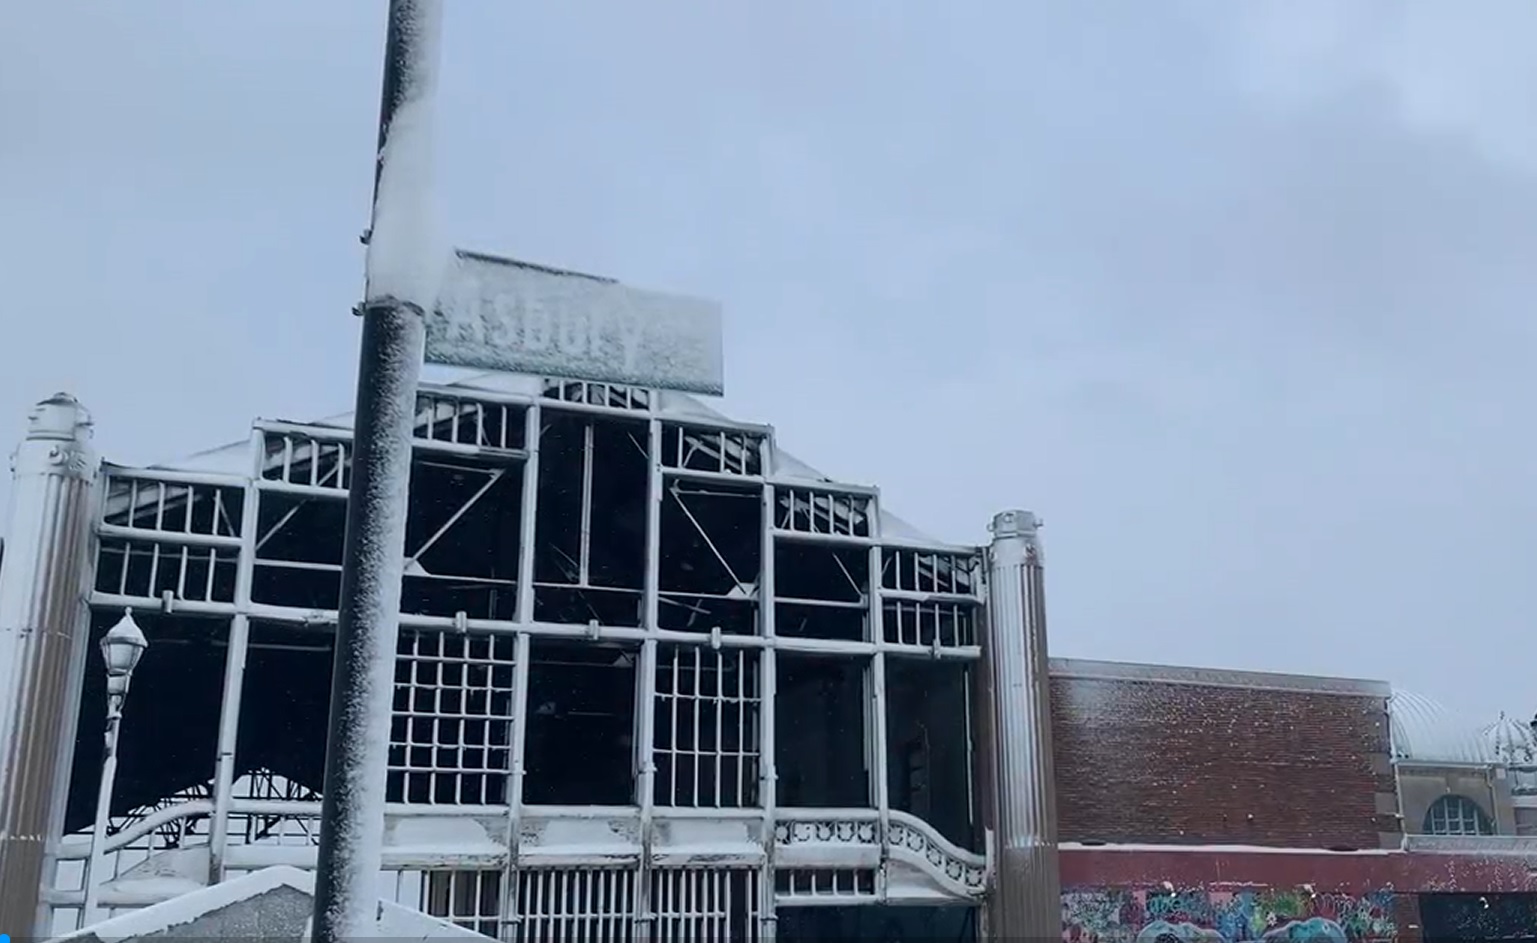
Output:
[{"xmin": 1050, "ymin": 663, "xmax": 1396, "ymax": 849}]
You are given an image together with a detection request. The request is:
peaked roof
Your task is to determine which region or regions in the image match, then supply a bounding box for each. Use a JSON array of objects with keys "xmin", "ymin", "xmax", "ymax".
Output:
[{"xmin": 149, "ymin": 372, "xmax": 963, "ymax": 550}]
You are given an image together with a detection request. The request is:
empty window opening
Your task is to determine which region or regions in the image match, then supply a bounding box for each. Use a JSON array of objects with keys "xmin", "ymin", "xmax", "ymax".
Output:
[
  {"xmin": 533, "ymin": 413, "xmax": 648, "ymax": 626},
  {"xmin": 96, "ymin": 538, "xmax": 239, "ymax": 605},
  {"xmin": 414, "ymin": 392, "xmax": 526, "ymax": 451},
  {"xmin": 881, "ymin": 550, "xmax": 979, "ymax": 648},
  {"xmin": 653, "ymin": 644, "xmax": 761, "ymax": 808},
  {"xmin": 387, "ymin": 630, "xmax": 517, "ymax": 805},
  {"xmin": 234, "ymin": 622, "xmax": 335, "ymax": 805},
  {"xmin": 102, "ymin": 475, "xmax": 245, "ymax": 537},
  {"xmin": 422, "ymin": 869, "xmax": 504, "ymax": 938},
  {"xmin": 543, "ymin": 379, "xmax": 651, "ymax": 411},
  {"xmin": 66, "ymin": 612, "xmax": 228, "ymax": 837},
  {"xmin": 651, "ymin": 867, "xmax": 761, "ymax": 942},
  {"xmin": 261, "ymin": 431, "xmax": 350, "ymax": 491},
  {"xmin": 661, "ymin": 423, "xmax": 765, "ymax": 477},
  {"xmin": 515, "ymin": 866, "xmax": 638, "ymax": 941},
  {"xmin": 96, "ymin": 475, "xmax": 244, "ymax": 605},
  {"xmin": 402, "ymin": 454, "xmax": 524, "ymax": 619},
  {"xmin": 776, "ymin": 487, "xmax": 871, "ymax": 538},
  {"xmin": 250, "ymin": 491, "xmax": 345, "ymax": 612},
  {"xmin": 886, "ymin": 657, "xmax": 979, "ymax": 850},
  {"xmin": 658, "ymin": 479, "xmax": 762, "ymax": 636},
  {"xmin": 1425, "ymin": 794, "xmax": 1495, "ymax": 836},
  {"xmin": 775, "ymin": 654, "xmax": 870, "ymax": 808},
  {"xmin": 523, "ymin": 639, "xmax": 638, "ymax": 806},
  {"xmin": 774, "ymin": 543, "xmax": 869, "ymax": 641}
]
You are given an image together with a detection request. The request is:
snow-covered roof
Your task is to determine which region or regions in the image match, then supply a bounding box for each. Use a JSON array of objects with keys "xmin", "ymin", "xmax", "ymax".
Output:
[
  {"xmin": 151, "ymin": 372, "xmax": 964, "ymax": 550},
  {"xmin": 1389, "ymin": 689, "xmax": 1498, "ymax": 765},
  {"xmin": 50, "ymin": 865, "xmax": 485, "ymax": 943}
]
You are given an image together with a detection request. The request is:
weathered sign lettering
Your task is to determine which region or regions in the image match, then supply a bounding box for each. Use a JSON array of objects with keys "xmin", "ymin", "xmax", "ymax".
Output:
[{"xmin": 426, "ymin": 250, "xmax": 725, "ymax": 395}]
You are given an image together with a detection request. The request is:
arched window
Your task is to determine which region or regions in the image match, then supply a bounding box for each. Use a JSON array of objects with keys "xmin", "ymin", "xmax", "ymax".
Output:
[{"xmin": 1424, "ymin": 794, "xmax": 1495, "ymax": 836}]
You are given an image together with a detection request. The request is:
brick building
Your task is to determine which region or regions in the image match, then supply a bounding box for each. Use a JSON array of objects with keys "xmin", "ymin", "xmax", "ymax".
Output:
[{"xmin": 1052, "ymin": 659, "xmax": 1537, "ymax": 942}]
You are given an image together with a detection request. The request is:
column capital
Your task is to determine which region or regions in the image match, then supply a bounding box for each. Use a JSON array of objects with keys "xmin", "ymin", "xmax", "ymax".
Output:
[{"xmin": 13, "ymin": 393, "xmax": 95, "ymax": 480}]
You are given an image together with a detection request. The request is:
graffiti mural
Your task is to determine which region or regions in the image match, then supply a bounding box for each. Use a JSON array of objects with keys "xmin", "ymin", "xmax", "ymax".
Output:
[{"xmin": 1062, "ymin": 887, "xmax": 1397, "ymax": 943}]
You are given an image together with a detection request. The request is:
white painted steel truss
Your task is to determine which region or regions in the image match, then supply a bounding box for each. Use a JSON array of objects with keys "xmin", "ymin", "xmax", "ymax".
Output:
[{"xmin": 49, "ymin": 378, "xmax": 989, "ymax": 939}]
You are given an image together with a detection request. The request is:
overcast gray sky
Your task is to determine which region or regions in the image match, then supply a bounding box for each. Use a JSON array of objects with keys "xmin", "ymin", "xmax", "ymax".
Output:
[{"xmin": 4, "ymin": 2, "xmax": 1534, "ymax": 724}]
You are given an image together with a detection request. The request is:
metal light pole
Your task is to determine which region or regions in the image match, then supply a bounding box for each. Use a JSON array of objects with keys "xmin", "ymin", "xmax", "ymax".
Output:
[
  {"xmin": 310, "ymin": 3, "xmax": 442, "ymax": 941},
  {"xmin": 81, "ymin": 609, "xmax": 149, "ymax": 927}
]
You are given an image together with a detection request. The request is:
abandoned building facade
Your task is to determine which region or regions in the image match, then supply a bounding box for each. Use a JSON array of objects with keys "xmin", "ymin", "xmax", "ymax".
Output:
[{"xmin": 2, "ymin": 379, "xmax": 1537, "ymax": 942}]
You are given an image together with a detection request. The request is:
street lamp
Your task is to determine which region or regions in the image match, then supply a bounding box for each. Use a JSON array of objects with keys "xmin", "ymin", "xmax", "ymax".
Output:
[{"xmin": 82, "ymin": 609, "xmax": 148, "ymax": 926}]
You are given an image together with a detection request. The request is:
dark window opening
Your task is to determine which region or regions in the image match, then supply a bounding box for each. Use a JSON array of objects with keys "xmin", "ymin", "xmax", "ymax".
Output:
[
  {"xmin": 660, "ymin": 423, "xmax": 764, "ymax": 476},
  {"xmin": 388, "ymin": 630, "xmax": 516, "ymax": 806},
  {"xmin": 533, "ymin": 413, "xmax": 648, "ymax": 624},
  {"xmin": 235, "ymin": 621, "xmax": 335, "ymax": 798},
  {"xmin": 403, "ymin": 454, "xmax": 524, "ymax": 619},
  {"xmin": 653, "ymin": 645, "xmax": 761, "ymax": 808},
  {"xmin": 774, "ymin": 543, "xmax": 868, "ymax": 641},
  {"xmin": 659, "ymin": 479, "xmax": 762, "ymax": 636},
  {"xmin": 95, "ymin": 538, "xmax": 239, "ymax": 604},
  {"xmin": 886, "ymin": 656, "xmax": 978, "ymax": 850},
  {"xmin": 66, "ymin": 611, "xmax": 228, "ymax": 836},
  {"xmin": 776, "ymin": 653, "xmax": 869, "ymax": 808},
  {"xmin": 523, "ymin": 639, "xmax": 637, "ymax": 806},
  {"xmin": 250, "ymin": 489, "xmax": 345, "ymax": 611}
]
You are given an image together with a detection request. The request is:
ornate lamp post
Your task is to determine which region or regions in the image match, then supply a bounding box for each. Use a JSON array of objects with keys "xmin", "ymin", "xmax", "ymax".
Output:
[{"xmin": 81, "ymin": 609, "xmax": 148, "ymax": 925}]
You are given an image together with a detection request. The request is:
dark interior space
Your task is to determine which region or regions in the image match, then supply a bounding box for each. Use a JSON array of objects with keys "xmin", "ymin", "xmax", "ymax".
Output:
[
  {"xmin": 774, "ymin": 542, "xmax": 869, "ymax": 641},
  {"xmin": 533, "ymin": 413, "xmax": 647, "ymax": 626},
  {"xmin": 102, "ymin": 476, "xmax": 245, "ymax": 536},
  {"xmin": 234, "ymin": 621, "xmax": 334, "ymax": 797},
  {"xmin": 778, "ymin": 903, "xmax": 977, "ymax": 941},
  {"xmin": 659, "ymin": 422, "xmax": 764, "ymax": 476},
  {"xmin": 66, "ymin": 611, "xmax": 228, "ymax": 834},
  {"xmin": 776, "ymin": 488, "xmax": 871, "ymax": 539},
  {"xmin": 653, "ymin": 645, "xmax": 761, "ymax": 808},
  {"xmin": 401, "ymin": 454, "xmax": 523, "ymax": 619},
  {"xmin": 523, "ymin": 639, "xmax": 638, "ymax": 806},
  {"xmin": 776, "ymin": 653, "xmax": 870, "ymax": 808},
  {"xmin": 414, "ymin": 393, "xmax": 526, "ymax": 452},
  {"xmin": 880, "ymin": 550, "xmax": 980, "ymax": 648},
  {"xmin": 388, "ymin": 629, "xmax": 516, "ymax": 805},
  {"xmin": 658, "ymin": 478, "xmax": 761, "ymax": 636},
  {"xmin": 886, "ymin": 657, "xmax": 978, "ymax": 850},
  {"xmin": 95, "ymin": 538, "xmax": 238, "ymax": 605},
  {"xmin": 250, "ymin": 492, "xmax": 345, "ymax": 612},
  {"xmin": 1419, "ymin": 893, "xmax": 1537, "ymax": 942}
]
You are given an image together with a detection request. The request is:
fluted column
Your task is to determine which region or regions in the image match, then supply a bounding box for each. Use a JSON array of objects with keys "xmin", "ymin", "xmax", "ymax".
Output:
[
  {"xmin": 981, "ymin": 509, "xmax": 1061, "ymax": 941},
  {"xmin": 0, "ymin": 394, "xmax": 99, "ymax": 938}
]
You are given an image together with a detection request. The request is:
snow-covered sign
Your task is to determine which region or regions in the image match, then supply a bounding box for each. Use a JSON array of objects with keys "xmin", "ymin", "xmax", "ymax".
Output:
[{"xmin": 427, "ymin": 250, "xmax": 725, "ymax": 395}]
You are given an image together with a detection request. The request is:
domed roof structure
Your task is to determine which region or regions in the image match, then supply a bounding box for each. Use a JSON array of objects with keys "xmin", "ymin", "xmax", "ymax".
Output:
[
  {"xmin": 1388, "ymin": 690, "xmax": 1497, "ymax": 765},
  {"xmin": 1482, "ymin": 711, "xmax": 1537, "ymax": 766}
]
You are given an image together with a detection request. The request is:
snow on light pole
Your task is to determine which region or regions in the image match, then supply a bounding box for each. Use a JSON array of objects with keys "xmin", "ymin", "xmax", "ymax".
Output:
[
  {"xmin": 82, "ymin": 610, "xmax": 149, "ymax": 927},
  {"xmin": 310, "ymin": 2, "xmax": 444, "ymax": 942}
]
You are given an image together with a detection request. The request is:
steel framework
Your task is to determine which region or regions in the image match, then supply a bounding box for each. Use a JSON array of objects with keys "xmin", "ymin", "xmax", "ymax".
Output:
[{"xmin": 29, "ymin": 376, "xmax": 1013, "ymax": 941}]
